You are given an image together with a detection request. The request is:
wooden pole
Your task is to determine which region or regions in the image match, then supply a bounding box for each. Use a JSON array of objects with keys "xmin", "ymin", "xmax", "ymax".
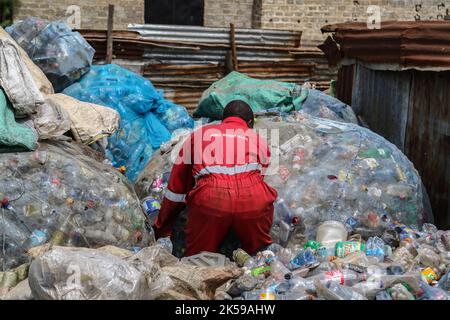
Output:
[
  {"xmin": 230, "ymin": 23, "xmax": 238, "ymax": 71},
  {"xmin": 106, "ymin": 4, "xmax": 115, "ymax": 64}
]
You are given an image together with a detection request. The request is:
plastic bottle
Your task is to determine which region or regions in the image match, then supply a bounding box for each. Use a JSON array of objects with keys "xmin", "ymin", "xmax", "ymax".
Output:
[
  {"xmin": 50, "ymin": 212, "xmax": 74, "ymax": 246},
  {"xmin": 227, "ymin": 274, "xmax": 258, "ymax": 297},
  {"xmin": 375, "ymin": 290, "xmax": 393, "ymax": 300},
  {"xmin": 315, "ymin": 280, "xmax": 368, "ymax": 300},
  {"xmin": 418, "ymin": 282, "xmax": 449, "ymax": 300},
  {"xmin": 437, "ymin": 271, "xmax": 450, "ymax": 291},
  {"xmin": 387, "ymin": 283, "xmax": 415, "ymax": 300},
  {"xmin": 308, "ymin": 269, "xmax": 366, "ymax": 288},
  {"xmin": 289, "ymin": 248, "xmax": 316, "ymax": 270},
  {"xmin": 156, "ymin": 237, "xmax": 173, "ymax": 254},
  {"xmin": 316, "ymin": 221, "xmax": 348, "ymax": 249},
  {"xmin": 365, "ymin": 237, "xmax": 386, "ymax": 262},
  {"xmin": 270, "ymin": 258, "xmax": 291, "ymax": 281}
]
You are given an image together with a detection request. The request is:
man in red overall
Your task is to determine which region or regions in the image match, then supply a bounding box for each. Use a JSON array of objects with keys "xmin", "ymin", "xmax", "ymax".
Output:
[{"xmin": 153, "ymin": 100, "xmax": 278, "ymax": 256}]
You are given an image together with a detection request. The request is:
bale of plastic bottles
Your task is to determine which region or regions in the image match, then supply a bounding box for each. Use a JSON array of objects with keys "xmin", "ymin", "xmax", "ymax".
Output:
[
  {"xmin": 26, "ymin": 244, "xmax": 242, "ymax": 300},
  {"xmin": 259, "ymin": 113, "xmax": 430, "ymax": 247},
  {"xmin": 194, "ymin": 72, "xmax": 357, "ymax": 124},
  {"xmin": 63, "ymin": 64, "xmax": 194, "ymax": 182},
  {"xmin": 0, "ymin": 140, "xmax": 152, "ymax": 271},
  {"xmin": 6, "ymin": 17, "xmax": 95, "ymax": 92}
]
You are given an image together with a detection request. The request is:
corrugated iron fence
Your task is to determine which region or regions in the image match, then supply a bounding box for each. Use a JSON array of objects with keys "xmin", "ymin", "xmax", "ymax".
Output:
[
  {"xmin": 320, "ymin": 21, "xmax": 450, "ymax": 229},
  {"xmin": 79, "ymin": 24, "xmax": 336, "ymax": 112}
]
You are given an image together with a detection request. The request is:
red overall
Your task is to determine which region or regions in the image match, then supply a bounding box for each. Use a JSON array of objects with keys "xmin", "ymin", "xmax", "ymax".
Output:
[{"xmin": 154, "ymin": 117, "xmax": 278, "ymax": 256}]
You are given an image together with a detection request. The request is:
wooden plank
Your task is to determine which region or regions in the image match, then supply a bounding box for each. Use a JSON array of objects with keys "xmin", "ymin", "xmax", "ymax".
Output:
[
  {"xmin": 106, "ymin": 4, "xmax": 115, "ymax": 64},
  {"xmin": 230, "ymin": 23, "xmax": 238, "ymax": 71}
]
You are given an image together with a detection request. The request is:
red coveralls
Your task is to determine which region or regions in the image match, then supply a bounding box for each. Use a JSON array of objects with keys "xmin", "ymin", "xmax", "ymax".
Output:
[{"xmin": 154, "ymin": 116, "xmax": 278, "ymax": 256}]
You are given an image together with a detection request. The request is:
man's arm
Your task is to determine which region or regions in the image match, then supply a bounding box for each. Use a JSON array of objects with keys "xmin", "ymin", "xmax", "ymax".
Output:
[
  {"xmin": 257, "ymin": 134, "xmax": 271, "ymax": 176},
  {"xmin": 153, "ymin": 135, "xmax": 194, "ymax": 239}
]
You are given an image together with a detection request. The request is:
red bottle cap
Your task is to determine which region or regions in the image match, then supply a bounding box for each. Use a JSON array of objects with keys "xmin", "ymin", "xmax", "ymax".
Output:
[{"xmin": 1, "ymin": 197, "xmax": 9, "ymax": 206}]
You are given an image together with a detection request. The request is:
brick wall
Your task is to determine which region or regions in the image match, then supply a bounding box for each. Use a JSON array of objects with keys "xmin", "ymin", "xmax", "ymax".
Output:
[
  {"xmin": 204, "ymin": 0, "xmax": 256, "ymax": 28},
  {"xmin": 258, "ymin": 0, "xmax": 450, "ymax": 47},
  {"xmin": 13, "ymin": 1, "xmax": 450, "ymax": 46},
  {"xmin": 13, "ymin": 0, "xmax": 144, "ymax": 30}
]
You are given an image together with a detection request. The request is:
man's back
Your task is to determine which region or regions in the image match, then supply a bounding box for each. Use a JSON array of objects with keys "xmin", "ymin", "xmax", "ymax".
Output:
[{"xmin": 154, "ymin": 100, "xmax": 278, "ymax": 256}]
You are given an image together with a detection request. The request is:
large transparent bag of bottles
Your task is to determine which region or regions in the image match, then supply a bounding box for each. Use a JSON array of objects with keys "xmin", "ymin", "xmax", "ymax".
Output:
[{"xmin": 0, "ymin": 140, "xmax": 152, "ymax": 271}]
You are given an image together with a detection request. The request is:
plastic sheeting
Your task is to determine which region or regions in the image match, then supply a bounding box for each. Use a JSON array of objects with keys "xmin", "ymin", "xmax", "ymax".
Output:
[
  {"xmin": 6, "ymin": 18, "xmax": 95, "ymax": 92},
  {"xmin": 0, "ymin": 89, "xmax": 38, "ymax": 151},
  {"xmin": 194, "ymin": 72, "xmax": 357, "ymax": 124},
  {"xmin": 32, "ymin": 97, "xmax": 71, "ymax": 141},
  {"xmin": 63, "ymin": 64, "xmax": 194, "ymax": 182},
  {"xmin": 45, "ymin": 94, "xmax": 120, "ymax": 145},
  {"xmin": 27, "ymin": 245, "xmax": 242, "ymax": 300},
  {"xmin": 29, "ymin": 246, "xmax": 147, "ymax": 300},
  {"xmin": 135, "ymin": 113, "xmax": 428, "ymax": 254},
  {"xmin": 0, "ymin": 38, "xmax": 44, "ymax": 117},
  {"xmin": 0, "ymin": 140, "xmax": 152, "ymax": 271},
  {"xmin": 0, "ymin": 27, "xmax": 54, "ymax": 95}
]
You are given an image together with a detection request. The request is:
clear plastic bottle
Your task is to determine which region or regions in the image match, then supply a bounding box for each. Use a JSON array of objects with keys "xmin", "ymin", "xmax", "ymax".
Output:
[
  {"xmin": 313, "ymin": 269, "xmax": 367, "ymax": 287},
  {"xmin": 365, "ymin": 237, "xmax": 386, "ymax": 262},
  {"xmin": 418, "ymin": 282, "xmax": 449, "ymax": 300},
  {"xmin": 316, "ymin": 280, "xmax": 368, "ymax": 300},
  {"xmin": 228, "ymin": 274, "xmax": 258, "ymax": 297},
  {"xmin": 156, "ymin": 237, "xmax": 173, "ymax": 254},
  {"xmin": 270, "ymin": 258, "xmax": 291, "ymax": 281},
  {"xmin": 437, "ymin": 271, "xmax": 450, "ymax": 291},
  {"xmin": 375, "ymin": 290, "xmax": 393, "ymax": 300}
]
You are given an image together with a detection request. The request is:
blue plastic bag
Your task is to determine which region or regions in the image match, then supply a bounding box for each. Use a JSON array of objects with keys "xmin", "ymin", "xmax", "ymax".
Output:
[{"xmin": 63, "ymin": 64, "xmax": 194, "ymax": 181}]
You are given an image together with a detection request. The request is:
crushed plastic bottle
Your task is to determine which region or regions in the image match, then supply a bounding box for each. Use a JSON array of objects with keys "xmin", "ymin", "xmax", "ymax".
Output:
[
  {"xmin": 365, "ymin": 237, "xmax": 386, "ymax": 262},
  {"xmin": 156, "ymin": 237, "xmax": 173, "ymax": 254}
]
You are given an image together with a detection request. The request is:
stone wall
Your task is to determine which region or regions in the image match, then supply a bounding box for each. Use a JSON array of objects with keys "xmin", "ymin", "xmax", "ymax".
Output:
[
  {"xmin": 13, "ymin": 1, "xmax": 450, "ymax": 46},
  {"xmin": 13, "ymin": 0, "xmax": 144, "ymax": 30},
  {"xmin": 204, "ymin": 0, "xmax": 256, "ymax": 28},
  {"xmin": 258, "ymin": 0, "xmax": 450, "ymax": 47}
]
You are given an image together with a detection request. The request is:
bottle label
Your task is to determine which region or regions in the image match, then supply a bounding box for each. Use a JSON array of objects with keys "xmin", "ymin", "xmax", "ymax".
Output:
[
  {"xmin": 259, "ymin": 292, "xmax": 276, "ymax": 300},
  {"xmin": 141, "ymin": 197, "xmax": 161, "ymax": 216},
  {"xmin": 251, "ymin": 265, "xmax": 271, "ymax": 277},
  {"xmin": 29, "ymin": 229, "xmax": 48, "ymax": 247},
  {"xmin": 335, "ymin": 241, "xmax": 365, "ymax": 258},
  {"xmin": 422, "ymin": 267, "xmax": 439, "ymax": 284},
  {"xmin": 233, "ymin": 249, "xmax": 250, "ymax": 267},
  {"xmin": 325, "ymin": 270, "xmax": 345, "ymax": 285}
]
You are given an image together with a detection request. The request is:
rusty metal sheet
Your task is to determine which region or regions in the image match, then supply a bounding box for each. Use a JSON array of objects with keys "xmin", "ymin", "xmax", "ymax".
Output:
[
  {"xmin": 351, "ymin": 64, "xmax": 412, "ymax": 151},
  {"xmin": 405, "ymin": 71, "xmax": 450, "ymax": 229},
  {"xmin": 336, "ymin": 65, "xmax": 354, "ymax": 106},
  {"xmin": 321, "ymin": 21, "xmax": 450, "ymax": 70}
]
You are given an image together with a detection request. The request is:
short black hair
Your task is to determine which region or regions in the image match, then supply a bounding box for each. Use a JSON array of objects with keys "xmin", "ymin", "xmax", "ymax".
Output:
[{"xmin": 222, "ymin": 100, "xmax": 254, "ymax": 128}]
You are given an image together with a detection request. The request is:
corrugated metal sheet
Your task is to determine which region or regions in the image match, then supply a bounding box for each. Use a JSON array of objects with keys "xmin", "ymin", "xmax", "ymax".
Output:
[
  {"xmin": 406, "ymin": 71, "xmax": 450, "ymax": 229},
  {"xmin": 351, "ymin": 64, "xmax": 450, "ymax": 229},
  {"xmin": 79, "ymin": 25, "xmax": 336, "ymax": 114},
  {"xmin": 321, "ymin": 21, "xmax": 450, "ymax": 71},
  {"xmin": 128, "ymin": 24, "xmax": 302, "ymax": 47},
  {"xmin": 352, "ymin": 64, "xmax": 411, "ymax": 151},
  {"xmin": 336, "ymin": 64, "xmax": 354, "ymax": 106}
]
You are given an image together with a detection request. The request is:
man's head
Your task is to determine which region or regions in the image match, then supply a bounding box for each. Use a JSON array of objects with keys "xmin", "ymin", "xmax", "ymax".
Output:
[{"xmin": 222, "ymin": 100, "xmax": 255, "ymax": 128}]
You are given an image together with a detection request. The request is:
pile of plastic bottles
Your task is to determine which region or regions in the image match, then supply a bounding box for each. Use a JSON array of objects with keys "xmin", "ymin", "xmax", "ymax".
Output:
[
  {"xmin": 224, "ymin": 221, "xmax": 450, "ymax": 300},
  {"xmin": 259, "ymin": 113, "xmax": 432, "ymax": 246},
  {"xmin": 6, "ymin": 17, "xmax": 95, "ymax": 92},
  {"xmin": 0, "ymin": 141, "xmax": 152, "ymax": 271}
]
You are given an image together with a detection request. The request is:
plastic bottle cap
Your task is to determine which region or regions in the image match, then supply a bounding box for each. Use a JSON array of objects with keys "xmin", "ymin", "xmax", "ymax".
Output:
[{"xmin": 1, "ymin": 197, "xmax": 9, "ymax": 206}]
